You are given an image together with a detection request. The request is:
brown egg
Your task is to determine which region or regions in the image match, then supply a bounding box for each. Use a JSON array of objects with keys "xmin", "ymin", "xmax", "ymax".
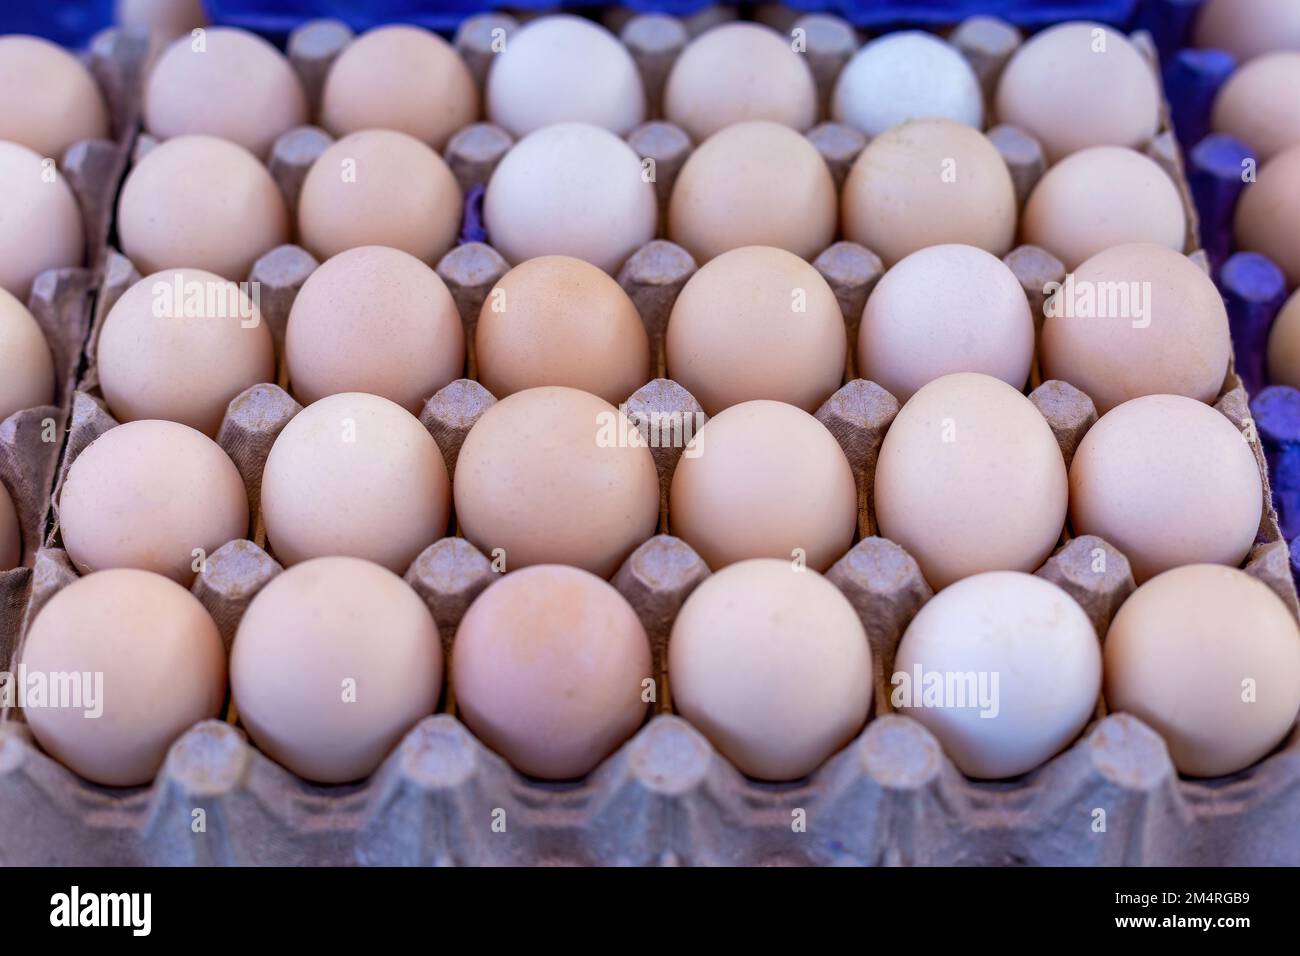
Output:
[
  {"xmin": 231, "ymin": 556, "xmax": 443, "ymax": 783},
  {"xmin": 298, "ymin": 130, "xmax": 463, "ymax": 266},
  {"xmin": 1039, "ymin": 243, "xmax": 1231, "ymax": 413},
  {"xmin": 0, "ymin": 35, "xmax": 109, "ymax": 160},
  {"xmin": 663, "ymin": 23, "xmax": 817, "ymax": 142},
  {"xmin": 666, "ymin": 246, "xmax": 844, "ymax": 415},
  {"xmin": 322, "ymin": 25, "xmax": 478, "ymax": 150},
  {"xmin": 1194, "ymin": 0, "xmax": 1300, "ymax": 61},
  {"xmin": 261, "ymin": 393, "xmax": 450, "ymax": 574},
  {"xmin": 0, "ymin": 480, "xmax": 19, "ymax": 571},
  {"xmin": 874, "ymin": 372, "xmax": 1067, "ymax": 590},
  {"xmin": 97, "ymin": 269, "xmax": 274, "ymax": 436},
  {"xmin": 857, "ymin": 244, "xmax": 1033, "ymax": 403},
  {"xmin": 476, "ymin": 255, "xmax": 649, "ymax": 405},
  {"xmin": 21, "ymin": 568, "xmax": 226, "ymax": 786},
  {"xmin": 669, "ymin": 400, "xmax": 856, "ymax": 572},
  {"xmin": 1235, "ymin": 144, "xmax": 1300, "ymax": 286},
  {"xmin": 484, "ymin": 123, "xmax": 656, "ymax": 274},
  {"xmin": 0, "ymin": 284, "xmax": 55, "ymax": 422},
  {"xmin": 0, "ymin": 141, "xmax": 84, "ymax": 300},
  {"xmin": 669, "ymin": 121, "xmax": 836, "ymax": 263},
  {"xmin": 841, "ymin": 120, "xmax": 1016, "ymax": 267},
  {"xmin": 994, "ymin": 22, "xmax": 1160, "ymax": 163},
  {"xmin": 117, "ymin": 134, "xmax": 289, "ymax": 280},
  {"xmin": 285, "ymin": 246, "xmax": 465, "ymax": 412},
  {"xmin": 1022, "ymin": 146, "xmax": 1186, "ymax": 269},
  {"xmin": 452, "ymin": 564, "xmax": 651, "ymax": 779},
  {"xmin": 1267, "ymin": 289, "xmax": 1300, "ymax": 388},
  {"xmin": 1212, "ymin": 53, "xmax": 1300, "ymax": 162},
  {"xmin": 1105, "ymin": 564, "xmax": 1300, "ymax": 777},
  {"xmin": 669, "ymin": 559, "xmax": 872, "ymax": 780},
  {"xmin": 59, "ymin": 419, "xmax": 248, "ymax": 585},
  {"xmin": 454, "ymin": 386, "xmax": 659, "ymax": 578},
  {"xmin": 1069, "ymin": 395, "xmax": 1262, "ymax": 582}
]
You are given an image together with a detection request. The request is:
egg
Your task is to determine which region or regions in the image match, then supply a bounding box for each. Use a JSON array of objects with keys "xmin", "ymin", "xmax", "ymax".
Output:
[
  {"xmin": 0, "ymin": 141, "xmax": 84, "ymax": 299},
  {"xmin": 663, "ymin": 22, "xmax": 816, "ymax": 142},
  {"xmin": 666, "ymin": 246, "xmax": 844, "ymax": 415},
  {"xmin": 669, "ymin": 559, "xmax": 872, "ymax": 780},
  {"xmin": 59, "ymin": 419, "xmax": 248, "ymax": 585},
  {"xmin": 1022, "ymin": 146, "xmax": 1186, "ymax": 270},
  {"xmin": 484, "ymin": 123, "xmax": 656, "ymax": 274},
  {"xmin": 298, "ymin": 130, "xmax": 463, "ymax": 266},
  {"xmin": 285, "ymin": 246, "xmax": 464, "ymax": 413},
  {"xmin": 1267, "ymin": 289, "xmax": 1300, "ymax": 388},
  {"xmin": 668, "ymin": 121, "xmax": 836, "ymax": 263},
  {"xmin": 994, "ymin": 22, "xmax": 1160, "ymax": 163},
  {"xmin": 231, "ymin": 556, "xmax": 443, "ymax": 783},
  {"xmin": 841, "ymin": 119, "xmax": 1016, "ymax": 267},
  {"xmin": 1039, "ymin": 243, "xmax": 1231, "ymax": 413},
  {"xmin": 1105, "ymin": 564, "xmax": 1300, "ymax": 777},
  {"xmin": 261, "ymin": 393, "xmax": 451, "ymax": 574},
  {"xmin": 1211, "ymin": 53, "xmax": 1300, "ymax": 162},
  {"xmin": 117, "ymin": 134, "xmax": 289, "ymax": 281},
  {"xmin": 0, "ymin": 480, "xmax": 19, "ymax": 571},
  {"xmin": 894, "ymin": 571, "xmax": 1100, "ymax": 779},
  {"xmin": 669, "ymin": 400, "xmax": 856, "ymax": 572},
  {"xmin": 1235, "ymin": 144, "xmax": 1300, "ymax": 287},
  {"xmin": 452, "ymin": 564, "xmax": 651, "ymax": 779},
  {"xmin": 831, "ymin": 31, "xmax": 983, "ymax": 137},
  {"xmin": 476, "ymin": 255, "xmax": 649, "ymax": 405},
  {"xmin": 21, "ymin": 568, "xmax": 226, "ymax": 786},
  {"xmin": 144, "ymin": 27, "xmax": 307, "ymax": 159},
  {"xmin": 97, "ymin": 268, "xmax": 274, "ymax": 436},
  {"xmin": 874, "ymin": 373, "xmax": 1067, "ymax": 590},
  {"xmin": 487, "ymin": 15, "xmax": 644, "ymax": 138},
  {"xmin": 322, "ymin": 25, "xmax": 479, "ymax": 150},
  {"xmin": 0, "ymin": 35, "xmax": 110, "ymax": 159},
  {"xmin": 454, "ymin": 386, "xmax": 659, "ymax": 578},
  {"xmin": 0, "ymin": 284, "xmax": 55, "ymax": 422},
  {"xmin": 1195, "ymin": 0, "xmax": 1300, "ymax": 61},
  {"xmin": 856, "ymin": 244, "xmax": 1033, "ymax": 403},
  {"xmin": 1069, "ymin": 395, "xmax": 1262, "ymax": 583}
]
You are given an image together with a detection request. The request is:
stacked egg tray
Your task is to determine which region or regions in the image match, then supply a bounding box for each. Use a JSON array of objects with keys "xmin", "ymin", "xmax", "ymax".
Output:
[{"xmin": 3, "ymin": 7, "xmax": 1300, "ymax": 867}]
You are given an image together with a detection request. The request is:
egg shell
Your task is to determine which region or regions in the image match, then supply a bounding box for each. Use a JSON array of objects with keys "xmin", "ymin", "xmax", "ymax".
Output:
[
  {"xmin": 144, "ymin": 27, "xmax": 307, "ymax": 159},
  {"xmin": 97, "ymin": 268, "xmax": 274, "ymax": 437},
  {"xmin": 1021, "ymin": 146, "xmax": 1186, "ymax": 270},
  {"xmin": 475, "ymin": 255, "xmax": 650, "ymax": 406},
  {"xmin": 453, "ymin": 386, "xmax": 659, "ymax": 578},
  {"xmin": 22, "ymin": 568, "xmax": 227, "ymax": 787},
  {"xmin": 1235, "ymin": 144, "xmax": 1300, "ymax": 287},
  {"xmin": 668, "ymin": 559, "xmax": 873, "ymax": 781},
  {"xmin": 841, "ymin": 119, "xmax": 1016, "ymax": 267},
  {"xmin": 261, "ymin": 392, "xmax": 451, "ymax": 574},
  {"xmin": 231, "ymin": 556, "xmax": 443, "ymax": 783},
  {"xmin": 0, "ymin": 284, "xmax": 55, "ymax": 422},
  {"xmin": 663, "ymin": 22, "xmax": 816, "ymax": 142},
  {"xmin": 487, "ymin": 15, "xmax": 644, "ymax": 138},
  {"xmin": 298, "ymin": 129, "xmax": 463, "ymax": 266},
  {"xmin": 665, "ymin": 246, "xmax": 845, "ymax": 415},
  {"xmin": 856, "ymin": 244, "xmax": 1033, "ymax": 403},
  {"xmin": 452, "ymin": 564, "xmax": 651, "ymax": 779},
  {"xmin": 285, "ymin": 246, "xmax": 465, "ymax": 413},
  {"xmin": 0, "ymin": 480, "xmax": 19, "ymax": 571},
  {"xmin": 59, "ymin": 419, "xmax": 249, "ymax": 585},
  {"xmin": 0, "ymin": 35, "xmax": 110, "ymax": 160},
  {"xmin": 117, "ymin": 134, "xmax": 289, "ymax": 281},
  {"xmin": 1266, "ymin": 289, "xmax": 1300, "ymax": 389},
  {"xmin": 1104, "ymin": 564, "xmax": 1300, "ymax": 777},
  {"xmin": 894, "ymin": 571, "xmax": 1100, "ymax": 779},
  {"xmin": 0, "ymin": 141, "xmax": 84, "ymax": 300},
  {"xmin": 874, "ymin": 372, "xmax": 1067, "ymax": 590},
  {"xmin": 1039, "ymin": 243, "xmax": 1231, "ymax": 413},
  {"xmin": 322, "ymin": 25, "xmax": 479, "ymax": 150},
  {"xmin": 668, "ymin": 120, "xmax": 836, "ymax": 263},
  {"xmin": 994, "ymin": 22, "xmax": 1160, "ymax": 163},
  {"xmin": 1211, "ymin": 53, "xmax": 1300, "ymax": 162},
  {"xmin": 485, "ymin": 123, "xmax": 656, "ymax": 275},
  {"xmin": 1068, "ymin": 395, "xmax": 1262, "ymax": 583},
  {"xmin": 1194, "ymin": 0, "xmax": 1300, "ymax": 61},
  {"xmin": 831, "ymin": 31, "xmax": 983, "ymax": 137}
]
